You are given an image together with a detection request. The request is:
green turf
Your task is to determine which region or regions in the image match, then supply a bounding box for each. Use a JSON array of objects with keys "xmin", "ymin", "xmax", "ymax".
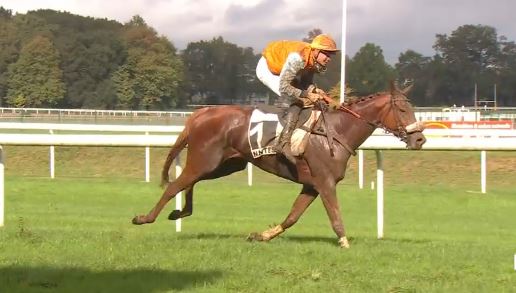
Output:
[{"xmin": 0, "ymin": 148, "xmax": 515, "ymax": 292}]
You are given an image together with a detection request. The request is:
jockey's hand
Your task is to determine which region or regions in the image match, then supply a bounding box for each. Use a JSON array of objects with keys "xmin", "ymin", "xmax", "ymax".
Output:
[
  {"xmin": 317, "ymin": 100, "xmax": 328, "ymax": 111},
  {"xmin": 315, "ymin": 88, "xmax": 327, "ymax": 96},
  {"xmin": 311, "ymin": 88, "xmax": 331, "ymax": 104},
  {"xmin": 307, "ymin": 92, "xmax": 324, "ymax": 103},
  {"xmin": 316, "ymin": 90, "xmax": 340, "ymax": 109}
]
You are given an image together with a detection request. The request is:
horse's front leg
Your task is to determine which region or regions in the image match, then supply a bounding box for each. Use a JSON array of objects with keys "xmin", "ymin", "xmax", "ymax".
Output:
[
  {"xmin": 317, "ymin": 181, "xmax": 350, "ymax": 248},
  {"xmin": 247, "ymin": 184, "xmax": 318, "ymax": 242}
]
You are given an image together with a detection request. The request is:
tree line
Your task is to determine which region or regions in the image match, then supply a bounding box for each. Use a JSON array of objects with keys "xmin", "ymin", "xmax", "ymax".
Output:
[{"xmin": 0, "ymin": 7, "xmax": 515, "ymax": 109}]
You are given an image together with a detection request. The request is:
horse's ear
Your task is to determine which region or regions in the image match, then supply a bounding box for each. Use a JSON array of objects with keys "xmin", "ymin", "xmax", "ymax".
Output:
[{"xmin": 402, "ymin": 84, "xmax": 414, "ymax": 95}]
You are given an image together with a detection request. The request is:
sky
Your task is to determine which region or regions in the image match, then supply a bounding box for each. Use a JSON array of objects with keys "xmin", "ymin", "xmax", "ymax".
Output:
[{"xmin": 1, "ymin": 0, "xmax": 515, "ymax": 64}]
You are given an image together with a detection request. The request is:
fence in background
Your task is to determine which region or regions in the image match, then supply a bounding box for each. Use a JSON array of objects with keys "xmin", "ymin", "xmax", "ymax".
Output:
[
  {"xmin": 2, "ymin": 106, "xmax": 516, "ymax": 126},
  {"xmin": 1, "ymin": 123, "xmax": 516, "ymax": 239}
]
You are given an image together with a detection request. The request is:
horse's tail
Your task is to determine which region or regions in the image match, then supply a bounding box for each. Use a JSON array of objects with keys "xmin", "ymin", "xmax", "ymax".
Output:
[{"xmin": 160, "ymin": 117, "xmax": 191, "ymax": 188}]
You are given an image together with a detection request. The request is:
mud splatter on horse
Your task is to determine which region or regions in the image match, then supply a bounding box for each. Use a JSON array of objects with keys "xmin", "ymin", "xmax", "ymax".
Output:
[{"xmin": 132, "ymin": 83, "xmax": 426, "ymax": 248}]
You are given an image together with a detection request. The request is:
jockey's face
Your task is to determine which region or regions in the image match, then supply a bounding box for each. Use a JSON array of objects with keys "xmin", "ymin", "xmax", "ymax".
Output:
[
  {"xmin": 313, "ymin": 50, "xmax": 334, "ymax": 72},
  {"xmin": 315, "ymin": 50, "xmax": 332, "ymax": 67}
]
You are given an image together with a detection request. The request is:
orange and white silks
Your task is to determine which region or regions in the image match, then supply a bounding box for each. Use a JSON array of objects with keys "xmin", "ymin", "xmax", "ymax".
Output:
[{"xmin": 262, "ymin": 40, "xmax": 314, "ymax": 74}]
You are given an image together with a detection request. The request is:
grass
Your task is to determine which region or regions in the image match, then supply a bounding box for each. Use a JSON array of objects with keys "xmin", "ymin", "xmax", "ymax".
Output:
[{"xmin": 0, "ymin": 148, "xmax": 515, "ymax": 292}]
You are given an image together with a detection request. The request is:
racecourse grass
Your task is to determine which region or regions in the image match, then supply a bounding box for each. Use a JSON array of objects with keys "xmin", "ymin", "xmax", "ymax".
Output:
[{"xmin": 0, "ymin": 147, "xmax": 515, "ymax": 292}]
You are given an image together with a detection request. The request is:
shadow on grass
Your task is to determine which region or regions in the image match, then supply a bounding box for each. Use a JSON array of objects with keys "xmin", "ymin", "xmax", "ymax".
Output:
[
  {"xmin": 178, "ymin": 232, "xmax": 338, "ymax": 245},
  {"xmin": 379, "ymin": 237, "xmax": 433, "ymax": 244},
  {"xmin": 283, "ymin": 235, "xmax": 336, "ymax": 245},
  {"xmin": 177, "ymin": 232, "xmax": 247, "ymax": 240},
  {"xmin": 0, "ymin": 266, "xmax": 223, "ymax": 292},
  {"xmin": 176, "ymin": 232, "xmax": 433, "ymax": 247}
]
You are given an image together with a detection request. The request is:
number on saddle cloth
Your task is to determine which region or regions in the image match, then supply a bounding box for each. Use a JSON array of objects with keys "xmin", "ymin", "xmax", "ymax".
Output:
[{"xmin": 248, "ymin": 106, "xmax": 320, "ymax": 159}]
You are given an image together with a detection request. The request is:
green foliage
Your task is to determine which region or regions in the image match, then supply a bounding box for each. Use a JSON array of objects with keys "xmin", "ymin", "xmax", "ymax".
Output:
[
  {"xmin": 396, "ymin": 25, "xmax": 516, "ymax": 106},
  {"xmin": 112, "ymin": 65, "xmax": 135, "ymax": 109},
  {"xmin": 181, "ymin": 36, "xmax": 264, "ymax": 105},
  {"xmin": 112, "ymin": 17, "xmax": 184, "ymax": 110},
  {"xmin": 29, "ymin": 9, "xmax": 126, "ymax": 108},
  {"xmin": 6, "ymin": 35, "xmax": 65, "ymax": 107},
  {"xmin": 302, "ymin": 28, "xmax": 323, "ymax": 43},
  {"xmin": 395, "ymin": 50, "xmax": 431, "ymax": 104},
  {"xmin": 347, "ymin": 43, "xmax": 395, "ymax": 95},
  {"xmin": 0, "ymin": 10, "xmax": 18, "ymax": 101},
  {"xmin": 1, "ymin": 8, "xmax": 516, "ymax": 108}
]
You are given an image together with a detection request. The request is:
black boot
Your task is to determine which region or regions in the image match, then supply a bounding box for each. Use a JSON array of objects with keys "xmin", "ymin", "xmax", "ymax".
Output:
[{"xmin": 274, "ymin": 106, "xmax": 300, "ymax": 164}]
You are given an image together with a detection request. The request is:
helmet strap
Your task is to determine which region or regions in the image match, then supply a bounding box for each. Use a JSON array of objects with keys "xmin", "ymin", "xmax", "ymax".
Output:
[{"xmin": 312, "ymin": 50, "xmax": 327, "ymax": 73}]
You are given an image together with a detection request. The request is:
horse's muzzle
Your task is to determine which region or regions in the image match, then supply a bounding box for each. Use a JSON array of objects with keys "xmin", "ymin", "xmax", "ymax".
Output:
[{"xmin": 406, "ymin": 131, "xmax": 426, "ymax": 150}]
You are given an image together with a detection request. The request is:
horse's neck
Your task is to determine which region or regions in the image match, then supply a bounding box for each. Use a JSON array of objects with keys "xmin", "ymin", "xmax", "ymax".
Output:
[
  {"xmin": 351, "ymin": 98, "xmax": 385, "ymax": 123},
  {"xmin": 330, "ymin": 109, "xmax": 377, "ymax": 150}
]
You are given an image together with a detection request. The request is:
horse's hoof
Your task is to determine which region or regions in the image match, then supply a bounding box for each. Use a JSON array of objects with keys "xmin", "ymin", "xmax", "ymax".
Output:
[
  {"xmin": 132, "ymin": 215, "xmax": 146, "ymax": 225},
  {"xmin": 338, "ymin": 236, "xmax": 350, "ymax": 248},
  {"xmin": 168, "ymin": 210, "xmax": 182, "ymax": 220},
  {"xmin": 246, "ymin": 232, "xmax": 263, "ymax": 242}
]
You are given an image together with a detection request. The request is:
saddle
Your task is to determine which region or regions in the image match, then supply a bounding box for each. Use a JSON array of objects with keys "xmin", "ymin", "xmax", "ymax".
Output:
[
  {"xmin": 254, "ymin": 104, "xmax": 314, "ymax": 130},
  {"xmin": 249, "ymin": 104, "xmax": 330, "ymax": 183}
]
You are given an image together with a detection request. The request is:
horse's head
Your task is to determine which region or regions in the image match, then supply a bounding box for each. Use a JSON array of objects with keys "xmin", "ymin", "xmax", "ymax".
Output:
[{"xmin": 373, "ymin": 82, "xmax": 426, "ymax": 149}]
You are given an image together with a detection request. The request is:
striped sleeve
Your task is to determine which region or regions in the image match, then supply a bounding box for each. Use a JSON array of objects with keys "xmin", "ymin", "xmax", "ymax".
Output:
[{"xmin": 278, "ymin": 52, "xmax": 305, "ymax": 99}]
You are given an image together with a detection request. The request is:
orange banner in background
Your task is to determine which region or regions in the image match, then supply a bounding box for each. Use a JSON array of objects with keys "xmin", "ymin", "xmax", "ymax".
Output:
[{"xmin": 425, "ymin": 121, "xmax": 514, "ymax": 129}]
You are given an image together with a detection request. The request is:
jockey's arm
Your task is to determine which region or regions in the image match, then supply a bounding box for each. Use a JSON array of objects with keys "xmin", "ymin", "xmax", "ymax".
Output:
[
  {"xmin": 278, "ymin": 53, "xmax": 311, "ymax": 102},
  {"xmin": 315, "ymin": 88, "xmax": 335, "ymax": 104}
]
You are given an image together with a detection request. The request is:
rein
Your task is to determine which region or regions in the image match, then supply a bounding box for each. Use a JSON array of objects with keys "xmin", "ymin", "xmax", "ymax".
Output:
[
  {"xmin": 337, "ymin": 93, "xmax": 415, "ymax": 141},
  {"xmin": 337, "ymin": 104, "xmax": 378, "ymax": 129}
]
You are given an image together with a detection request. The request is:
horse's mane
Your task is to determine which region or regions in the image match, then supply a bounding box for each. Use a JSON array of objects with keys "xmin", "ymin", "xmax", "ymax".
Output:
[{"xmin": 341, "ymin": 92, "xmax": 387, "ymax": 107}]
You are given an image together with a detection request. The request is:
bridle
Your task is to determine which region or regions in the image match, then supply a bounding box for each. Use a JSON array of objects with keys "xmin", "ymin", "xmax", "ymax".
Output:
[
  {"xmin": 384, "ymin": 94, "xmax": 412, "ymax": 142},
  {"xmin": 338, "ymin": 93, "xmax": 424, "ymax": 142}
]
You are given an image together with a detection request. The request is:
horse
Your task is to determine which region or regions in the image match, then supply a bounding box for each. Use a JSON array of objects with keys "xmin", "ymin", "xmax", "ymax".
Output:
[{"xmin": 131, "ymin": 83, "xmax": 426, "ymax": 248}]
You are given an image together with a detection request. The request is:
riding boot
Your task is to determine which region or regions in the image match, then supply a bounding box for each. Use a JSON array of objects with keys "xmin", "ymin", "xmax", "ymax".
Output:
[{"xmin": 274, "ymin": 106, "xmax": 300, "ymax": 164}]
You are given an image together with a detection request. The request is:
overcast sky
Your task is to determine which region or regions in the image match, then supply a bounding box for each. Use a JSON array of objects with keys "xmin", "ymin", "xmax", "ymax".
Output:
[{"xmin": 2, "ymin": 0, "xmax": 515, "ymax": 64}]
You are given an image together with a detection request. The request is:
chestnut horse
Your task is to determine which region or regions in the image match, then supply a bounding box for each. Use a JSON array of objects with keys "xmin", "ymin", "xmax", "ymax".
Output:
[{"xmin": 132, "ymin": 84, "xmax": 426, "ymax": 248}]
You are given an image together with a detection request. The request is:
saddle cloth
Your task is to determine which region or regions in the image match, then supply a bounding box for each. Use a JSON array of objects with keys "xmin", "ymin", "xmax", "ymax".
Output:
[{"xmin": 247, "ymin": 109, "xmax": 321, "ymax": 158}]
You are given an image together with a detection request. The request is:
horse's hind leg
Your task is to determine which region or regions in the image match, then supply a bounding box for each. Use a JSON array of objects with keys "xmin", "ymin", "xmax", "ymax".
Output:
[
  {"xmin": 248, "ymin": 184, "xmax": 318, "ymax": 242},
  {"xmin": 132, "ymin": 171, "xmax": 198, "ymax": 225},
  {"xmin": 167, "ymin": 157, "xmax": 247, "ymax": 221},
  {"xmin": 168, "ymin": 186, "xmax": 193, "ymax": 220}
]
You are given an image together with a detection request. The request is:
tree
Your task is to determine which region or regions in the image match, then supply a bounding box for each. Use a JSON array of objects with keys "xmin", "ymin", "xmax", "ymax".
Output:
[
  {"xmin": 302, "ymin": 28, "xmax": 323, "ymax": 43},
  {"xmin": 112, "ymin": 15, "xmax": 183, "ymax": 110},
  {"xmin": 181, "ymin": 37, "xmax": 262, "ymax": 105},
  {"xmin": 497, "ymin": 38, "xmax": 516, "ymax": 106},
  {"xmin": 395, "ymin": 50, "xmax": 431, "ymax": 105},
  {"xmin": 112, "ymin": 65, "xmax": 135, "ymax": 109},
  {"xmin": 347, "ymin": 43, "xmax": 395, "ymax": 95},
  {"xmin": 433, "ymin": 25, "xmax": 501, "ymax": 105},
  {"xmin": 0, "ymin": 7, "xmax": 17, "ymax": 103},
  {"xmin": 6, "ymin": 35, "xmax": 65, "ymax": 107},
  {"xmin": 24, "ymin": 9, "xmax": 126, "ymax": 108}
]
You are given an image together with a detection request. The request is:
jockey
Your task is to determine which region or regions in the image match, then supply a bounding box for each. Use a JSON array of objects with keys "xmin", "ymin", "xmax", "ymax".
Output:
[{"xmin": 255, "ymin": 34, "xmax": 339, "ymax": 162}]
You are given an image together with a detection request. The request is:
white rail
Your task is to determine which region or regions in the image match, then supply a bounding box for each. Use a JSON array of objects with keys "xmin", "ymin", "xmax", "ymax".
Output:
[
  {"xmin": 1, "ymin": 124, "xmax": 516, "ymax": 240},
  {"xmin": 0, "ymin": 134, "xmax": 177, "ymax": 147},
  {"xmin": 0, "ymin": 122, "xmax": 184, "ymax": 133},
  {"xmin": 0, "ymin": 107, "xmax": 192, "ymax": 117}
]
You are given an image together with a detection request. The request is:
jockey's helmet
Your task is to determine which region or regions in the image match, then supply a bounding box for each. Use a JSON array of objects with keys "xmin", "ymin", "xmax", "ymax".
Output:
[{"xmin": 310, "ymin": 34, "xmax": 339, "ymax": 52}]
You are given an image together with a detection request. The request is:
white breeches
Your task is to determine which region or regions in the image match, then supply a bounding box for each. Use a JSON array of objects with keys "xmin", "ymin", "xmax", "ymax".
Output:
[{"xmin": 256, "ymin": 56, "xmax": 281, "ymax": 96}]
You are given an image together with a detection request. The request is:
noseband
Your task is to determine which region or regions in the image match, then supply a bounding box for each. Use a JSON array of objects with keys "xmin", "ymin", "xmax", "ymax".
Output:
[{"xmin": 383, "ymin": 94, "xmax": 424, "ymax": 142}]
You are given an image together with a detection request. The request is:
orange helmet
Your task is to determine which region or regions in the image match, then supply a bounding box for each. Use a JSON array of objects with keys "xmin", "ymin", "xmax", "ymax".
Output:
[{"xmin": 310, "ymin": 34, "xmax": 339, "ymax": 52}]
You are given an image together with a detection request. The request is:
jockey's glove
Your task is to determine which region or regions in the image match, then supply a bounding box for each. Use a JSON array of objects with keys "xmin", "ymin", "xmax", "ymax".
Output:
[{"xmin": 307, "ymin": 92, "xmax": 324, "ymax": 103}]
